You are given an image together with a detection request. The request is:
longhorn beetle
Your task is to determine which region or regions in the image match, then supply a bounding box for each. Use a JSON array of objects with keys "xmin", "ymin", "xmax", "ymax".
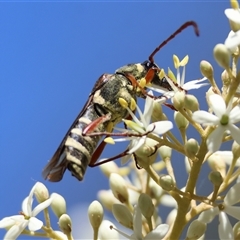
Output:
[{"xmin": 43, "ymin": 21, "xmax": 199, "ymax": 182}]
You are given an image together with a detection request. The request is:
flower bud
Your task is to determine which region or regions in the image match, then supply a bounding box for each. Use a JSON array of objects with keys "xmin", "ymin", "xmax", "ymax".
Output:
[
  {"xmin": 174, "ymin": 111, "xmax": 189, "ymax": 129},
  {"xmin": 233, "ymin": 221, "xmax": 240, "ymax": 239},
  {"xmin": 229, "ymin": 19, "xmax": 240, "ymax": 32},
  {"xmin": 99, "ymin": 161, "xmax": 119, "ymax": 178},
  {"xmin": 232, "ymin": 141, "xmax": 240, "ymax": 158},
  {"xmin": 187, "ymin": 220, "xmax": 206, "ymax": 240},
  {"xmin": 135, "ymin": 138, "xmax": 158, "ymax": 164},
  {"xmin": 208, "ymin": 171, "xmax": 223, "ymax": 187},
  {"xmin": 213, "ymin": 44, "xmax": 230, "ymax": 69},
  {"xmin": 148, "ymin": 178, "xmax": 163, "ymax": 198},
  {"xmin": 88, "ymin": 200, "xmax": 104, "ymax": 229},
  {"xmin": 200, "ymin": 60, "xmax": 213, "ymax": 79},
  {"xmin": 112, "ymin": 204, "xmax": 133, "ymax": 229},
  {"xmin": 109, "ymin": 173, "xmax": 129, "ymax": 204},
  {"xmin": 221, "ymin": 70, "xmax": 231, "ymax": 87},
  {"xmin": 185, "ymin": 138, "xmax": 199, "ymax": 159},
  {"xmin": 99, "ymin": 220, "xmax": 119, "ymax": 240},
  {"xmin": 138, "ymin": 193, "xmax": 154, "ymax": 219},
  {"xmin": 34, "ymin": 182, "xmax": 49, "ymax": 203},
  {"xmin": 184, "ymin": 94, "xmax": 199, "ymax": 112},
  {"xmin": 97, "ymin": 190, "xmax": 119, "ymax": 211},
  {"xmin": 50, "ymin": 193, "xmax": 67, "ymax": 218},
  {"xmin": 166, "ymin": 209, "xmax": 177, "ymax": 226},
  {"xmin": 172, "ymin": 91, "xmax": 185, "ymax": 110},
  {"xmin": 158, "ymin": 146, "xmax": 172, "ymax": 160},
  {"xmin": 207, "ymin": 152, "xmax": 226, "ymax": 177},
  {"xmin": 152, "ymin": 101, "xmax": 163, "ymax": 122},
  {"xmin": 58, "ymin": 214, "xmax": 72, "ymax": 235},
  {"xmin": 230, "ymin": 0, "xmax": 239, "ymax": 9},
  {"xmin": 159, "ymin": 175, "xmax": 175, "ymax": 191}
]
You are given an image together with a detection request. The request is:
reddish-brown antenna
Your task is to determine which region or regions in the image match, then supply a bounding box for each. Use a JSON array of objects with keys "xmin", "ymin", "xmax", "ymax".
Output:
[{"xmin": 148, "ymin": 21, "xmax": 199, "ymax": 63}]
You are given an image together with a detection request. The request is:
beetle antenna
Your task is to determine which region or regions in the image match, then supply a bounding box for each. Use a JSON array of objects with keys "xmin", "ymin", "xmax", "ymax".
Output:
[{"xmin": 148, "ymin": 21, "xmax": 199, "ymax": 63}]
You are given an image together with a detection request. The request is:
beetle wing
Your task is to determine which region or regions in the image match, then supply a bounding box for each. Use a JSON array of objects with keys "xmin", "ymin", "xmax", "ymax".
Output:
[{"xmin": 42, "ymin": 74, "xmax": 111, "ymax": 181}]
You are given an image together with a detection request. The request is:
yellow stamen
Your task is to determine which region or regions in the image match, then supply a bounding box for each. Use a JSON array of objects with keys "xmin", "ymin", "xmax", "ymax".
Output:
[
  {"xmin": 130, "ymin": 98, "xmax": 137, "ymax": 111},
  {"xmin": 179, "ymin": 55, "xmax": 189, "ymax": 66},
  {"xmin": 104, "ymin": 137, "xmax": 115, "ymax": 144},
  {"xmin": 123, "ymin": 119, "xmax": 143, "ymax": 132},
  {"xmin": 119, "ymin": 98, "xmax": 128, "ymax": 108},
  {"xmin": 159, "ymin": 69, "xmax": 165, "ymax": 79},
  {"xmin": 168, "ymin": 68, "xmax": 177, "ymax": 82},
  {"xmin": 173, "ymin": 54, "xmax": 180, "ymax": 68},
  {"xmin": 122, "ymin": 119, "xmax": 133, "ymax": 128}
]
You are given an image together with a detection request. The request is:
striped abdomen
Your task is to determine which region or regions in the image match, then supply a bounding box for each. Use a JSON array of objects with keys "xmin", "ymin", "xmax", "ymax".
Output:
[
  {"xmin": 42, "ymin": 103, "xmax": 107, "ymax": 182},
  {"xmin": 63, "ymin": 104, "xmax": 106, "ymax": 180}
]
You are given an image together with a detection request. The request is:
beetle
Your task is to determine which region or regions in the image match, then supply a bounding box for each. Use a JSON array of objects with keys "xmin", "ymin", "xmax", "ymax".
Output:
[{"xmin": 42, "ymin": 21, "xmax": 199, "ymax": 182}]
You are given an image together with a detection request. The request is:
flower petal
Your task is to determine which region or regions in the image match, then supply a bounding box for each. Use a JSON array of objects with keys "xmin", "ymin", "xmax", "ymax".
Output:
[
  {"xmin": 224, "ymin": 206, "xmax": 240, "ymax": 220},
  {"xmin": 192, "ymin": 111, "xmax": 219, "ymax": 125},
  {"xmin": 28, "ymin": 217, "xmax": 43, "ymax": 231},
  {"xmin": 183, "ymin": 81, "xmax": 209, "ymax": 90},
  {"xmin": 198, "ymin": 207, "xmax": 219, "ymax": 223},
  {"xmin": 180, "ymin": 67, "xmax": 186, "ymax": 87},
  {"xmin": 148, "ymin": 121, "xmax": 173, "ymax": 135},
  {"xmin": 32, "ymin": 198, "xmax": 52, "ymax": 216},
  {"xmin": 218, "ymin": 212, "xmax": 233, "ymax": 240},
  {"xmin": 144, "ymin": 224, "xmax": 169, "ymax": 239},
  {"xmin": 213, "ymin": 151, "xmax": 240, "ymax": 166},
  {"xmin": 224, "ymin": 182, "xmax": 240, "ymax": 206},
  {"xmin": 4, "ymin": 220, "xmax": 28, "ymax": 240},
  {"xmin": 127, "ymin": 136, "xmax": 146, "ymax": 154},
  {"xmin": 133, "ymin": 205, "xmax": 142, "ymax": 239},
  {"xmin": 143, "ymin": 94, "xmax": 154, "ymax": 126},
  {"xmin": 121, "ymin": 154, "xmax": 132, "ymax": 165},
  {"xmin": 209, "ymin": 94, "xmax": 226, "ymax": 117},
  {"xmin": 225, "ymin": 29, "xmax": 240, "ymax": 50},
  {"xmin": 229, "ymin": 104, "xmax": 240, "ymax": 123},
  {"xmin": 0, "ymin": 216, "xmax": 24, "ymax": 228},
  {"xmin": 207, "ymin": 127, "xmax": 225, "ymax": 152},
  {"xmin": 228, "ymin": 124, "xmax": 240, "ymax": 145},
  {"xmin": 225, "ymin": 9, "xmax": 240, "ymax": 24},
  {"xmin": 21, "ymin": 197, "xmax": 31, "ymax": 216}
]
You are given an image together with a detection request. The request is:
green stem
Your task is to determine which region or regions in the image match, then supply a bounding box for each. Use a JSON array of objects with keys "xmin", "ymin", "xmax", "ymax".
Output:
[{"xmin": 167, "ymin": 140, "xmax": 208, "ymax": 239}]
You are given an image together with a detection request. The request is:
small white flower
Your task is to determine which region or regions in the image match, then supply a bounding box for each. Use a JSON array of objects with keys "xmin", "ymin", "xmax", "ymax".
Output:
[
  {"xmin": 0, "ymin": 182, "xmax": 53, "ymax": 240},
  {"xmin": 198, "ymin": 182, "xmax": 240, "ymax": 240},
  {"xmin": 192, "ymin": 94, "xmax": 240, "ymax": 152},
  {"xmin": 149, "ymin": 55, "xmax": 208, "ymax": 98},
  {"xmin": 172, "ymin": 55, "xmax": 208, "ymax": 91},
  {"xmin": 110, "ymin": 204, "xmax": 169, "ymax": 240},
  {"xmin": 112, "ymin": 92, "xmax": 173, "ymax": 163}
]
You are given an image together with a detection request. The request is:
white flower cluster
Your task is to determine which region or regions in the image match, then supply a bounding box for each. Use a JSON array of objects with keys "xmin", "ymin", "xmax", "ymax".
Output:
[
  {"xmin": 0, "ymin": 182, "xmax": 69, "ymax": 240},
  {"xmin": 2, "ymin": 1, "xmax": 240, "ymax": 240}
]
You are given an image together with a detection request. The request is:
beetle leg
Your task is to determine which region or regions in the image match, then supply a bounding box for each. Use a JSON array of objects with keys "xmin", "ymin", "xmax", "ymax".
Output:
[
  {"xmin": 89, "ymin": 148, "xmax": 129, "ymax": 167},
  {"xmin": 82, "ymin": 114, "xmax": 111, "ymax": 135}
]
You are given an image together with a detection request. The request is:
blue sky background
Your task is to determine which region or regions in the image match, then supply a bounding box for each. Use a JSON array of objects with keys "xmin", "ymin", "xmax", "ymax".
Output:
[{"xmin": 0, "ymin": 1, "xmax": 231, "ymax": 239}]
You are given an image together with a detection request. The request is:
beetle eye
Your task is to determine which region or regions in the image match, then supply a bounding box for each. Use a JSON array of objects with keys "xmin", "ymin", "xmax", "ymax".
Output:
[{"xmin": 142, "ymin": 60, "xmax": 159, "ymax": 70}]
